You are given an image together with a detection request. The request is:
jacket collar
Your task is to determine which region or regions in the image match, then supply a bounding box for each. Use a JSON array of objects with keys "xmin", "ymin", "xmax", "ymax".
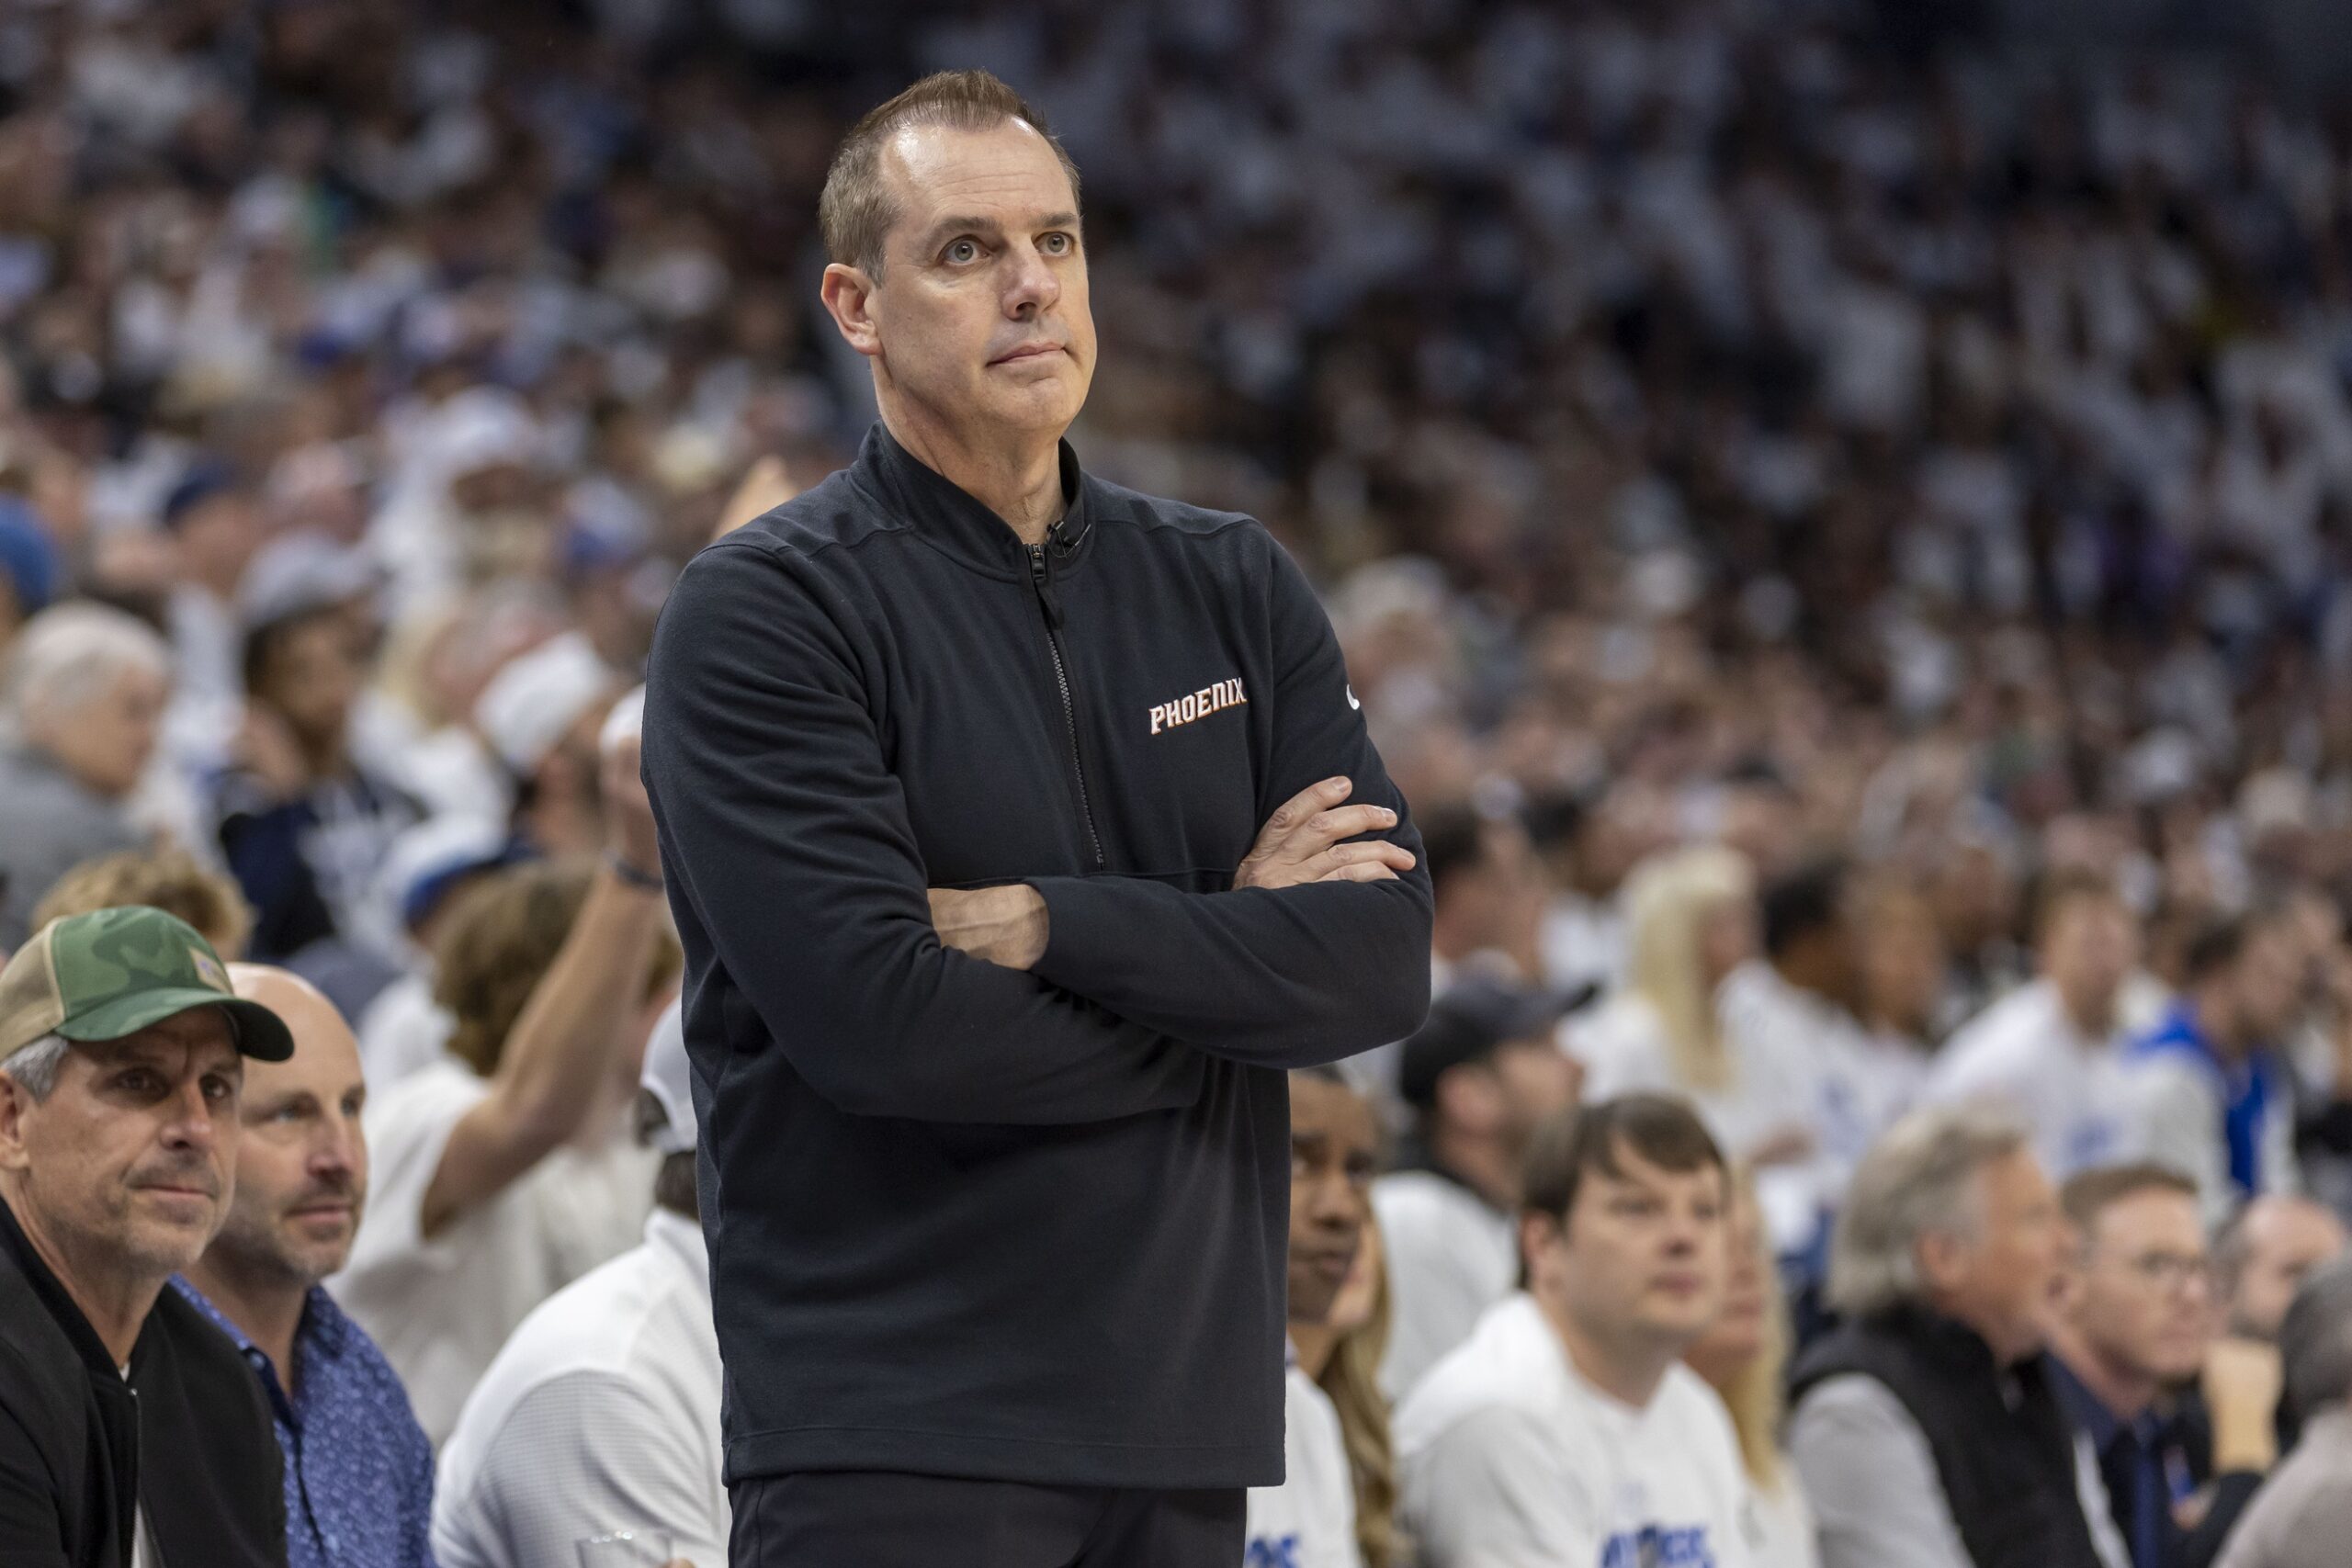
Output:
[
  {"xmin": 0, "ymin": 1192, "xmax": 138, "ymax": 1379},
  {"xmin": 855, "ymin": 421, "xmax": 1094, "ymax": 581}
]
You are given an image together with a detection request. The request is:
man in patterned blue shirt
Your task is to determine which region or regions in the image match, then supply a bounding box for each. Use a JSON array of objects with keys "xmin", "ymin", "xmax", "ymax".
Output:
[{"xmin": 175, "ymin": 964, "xmax": 436, "ymax": 1568}]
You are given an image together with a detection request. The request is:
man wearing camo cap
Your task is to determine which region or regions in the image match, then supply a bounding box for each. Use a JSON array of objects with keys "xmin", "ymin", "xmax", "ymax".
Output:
[{"xmin": 0, "ymin": 906, "xmax": 295, "ymax": 1568}]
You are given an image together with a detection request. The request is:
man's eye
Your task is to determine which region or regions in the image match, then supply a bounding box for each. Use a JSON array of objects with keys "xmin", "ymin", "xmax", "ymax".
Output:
[
  {"xmin": 1040, "ymin": 231, "xmax": 1072, "ymax": 255},
  {"xmin": 945, "ymin": 239, "xmax": 979, "ymax": 264}
]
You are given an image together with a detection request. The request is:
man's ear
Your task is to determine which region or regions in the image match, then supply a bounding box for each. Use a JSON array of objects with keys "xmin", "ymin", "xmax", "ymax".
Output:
[
  {"xmin": 820, "ymin": 263, "xmax": 883, "ymax": 358},
  {"xmin": 0, "ymin": 1074, "xmax": 35, "ymax": 1175},
  {"xmin": 1915, "ymin": 1228, "xmax": 1966, "ymax": 1297}
]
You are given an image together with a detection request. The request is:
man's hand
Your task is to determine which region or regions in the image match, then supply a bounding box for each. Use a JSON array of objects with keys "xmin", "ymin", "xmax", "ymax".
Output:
[
  {"xmin": 1233, "ymin": 777, "xmax": 1417, "ymax": 892},
  {"xmin": 929, "ymin": 886, "xmax": 1049, "ymax": 970},
  {"xmin": 713, "ymin": 455, "xmax": 802, "ymax": 543},
  {"xmin": 604, "ymin": 728, "xmax": 663, "ymax": 881},
  {"xmin": 2203, "ymin": 1336, "xmax": 2284, "ymax": 1474}
]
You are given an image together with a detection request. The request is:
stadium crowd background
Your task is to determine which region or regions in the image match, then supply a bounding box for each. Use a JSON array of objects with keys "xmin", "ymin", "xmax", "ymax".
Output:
[{"xmin": 12, "ymin": 0, "xmax": 2352, "ymax": 1564}]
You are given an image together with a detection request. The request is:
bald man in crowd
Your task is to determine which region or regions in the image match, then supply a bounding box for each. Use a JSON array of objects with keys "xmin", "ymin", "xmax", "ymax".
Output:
[{"xmin": 175, "ymin": 965, "xmax": 435, "ymax": 1568}]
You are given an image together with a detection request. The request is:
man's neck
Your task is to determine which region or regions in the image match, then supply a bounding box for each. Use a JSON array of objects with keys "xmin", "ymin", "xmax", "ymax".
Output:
[
  {"xmin": 182, "ymin": 1255, "xmax": 307, "ymax": 1395},
  {"xmin": 1537, "ymin": 1292, "xmax": 1677, "ymax": 1410},
  {"xmin": 3, "ymin": 1185, "xmax": 164, "ymax": 1367},
  {"xmin": 2189, "ymin": 991, "xmax": 2247, "ymax": 1059},
  {"xmin": 2053, "ymin": 979, "xmax": 2116, "ymax": 1043},
  {"xmin": 2048, "ymin": 1321, "xmax": 2157, "ymax": 1423},
  {"xmin": 877, "ymin": 400, "xmax": 1067, "ymax": 547},
  {"xmin": 1428, "ymin": 1124, "xmax": 1520, "ymax": 1213}
]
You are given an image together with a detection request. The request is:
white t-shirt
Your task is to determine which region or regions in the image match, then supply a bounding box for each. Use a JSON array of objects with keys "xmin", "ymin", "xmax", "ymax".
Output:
[
  {"xmin": 356, "ymin": 971, "xmax": 457, "ymax": 1094},
  {"xmin": 434, "ymin": 1209, "xmax": 727, "ymax": 1568},
  {"xmin": 1922, "ymin": 979, "xmax": 2137, "ymax": 1179},
  {"xmin": 1568, "ymin": 990, "xmax": 1811, "ymax": 1163},
  {"xmin": 1720, "ymin": 964, "xmax": 1917, "ymax": 1247},
  {"xmin": 332, "ymin": 1055, "xmax": 658, "ymax": 1445},
  {"xmin": 1372, "ymin": 1170, "xmax": 1519, "ymax": 1403},
  {"xmin": 1741, "ymin": 1472, "xmax": 1822, "ymax": 1568},
  {"xmin": 1396, "ymin": 1292, "xmax": 1757, "ymax": 1568},
  {"xmin": 1243, "ymin": 1347, "xmax": 1362, "ymax": 1568}
]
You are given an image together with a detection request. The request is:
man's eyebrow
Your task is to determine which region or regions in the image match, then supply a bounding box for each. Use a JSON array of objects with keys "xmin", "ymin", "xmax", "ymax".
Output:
[{"xmin": 918, "ymin": 211, "xmax": 1082, "ymax": 251}]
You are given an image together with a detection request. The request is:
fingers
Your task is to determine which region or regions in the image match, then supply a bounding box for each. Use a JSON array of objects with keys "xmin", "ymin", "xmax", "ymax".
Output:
[
  {"xmin": 1254, "ymin": 776, "xmax": 1355, "ymax": 848},
  {"xmin": 1326, "ymin": 861, "xmax": 1401, "ymax": 884},
  {"xmin": 1300, "ymin": 804, "xmax": 1399, "ymax": 846}
]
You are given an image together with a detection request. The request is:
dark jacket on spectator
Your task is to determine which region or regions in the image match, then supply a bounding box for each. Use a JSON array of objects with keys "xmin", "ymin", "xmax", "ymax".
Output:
[
  {"xmin": 0, "ymin": 1195, "xmax": 285, "ymax": 1568},
  {"xmin": 643, "ymin": 423, "xmax": 1431, "ymax": 1491},
  {"xmin": 1792, "ymin": 1306, "xmax": 2107, "ymax": 1568}
]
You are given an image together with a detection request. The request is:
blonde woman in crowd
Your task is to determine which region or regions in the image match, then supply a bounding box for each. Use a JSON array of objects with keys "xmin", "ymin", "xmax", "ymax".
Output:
[
  {"xmin": 1686, "ymin": 1172, "xmax": 1821, "ymax": 1568},
  {"xmin": 1292, "ymin": 1215, "xmax": 1404, "ymax": 1568},
  {"xmin": 1569, "ymin": 844, "xmax": 1812, "ymax": 1166}
]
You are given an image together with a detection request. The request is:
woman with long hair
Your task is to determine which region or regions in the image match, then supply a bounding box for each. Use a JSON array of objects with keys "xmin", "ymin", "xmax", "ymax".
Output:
[
  {"xmin": 1686, "ymin": 1174, "xmax": 1820, "ymax": 1568},
  {"xmin": 1569, "ymin": 843, "xmax": 1811, "ymax": 1166},
  {"xmin": 1291, "ymin": 1215, "xmax": 1405, "ymax": 1568}
]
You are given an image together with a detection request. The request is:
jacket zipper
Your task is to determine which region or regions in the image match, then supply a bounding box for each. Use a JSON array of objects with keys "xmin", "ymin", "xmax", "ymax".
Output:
[{"xmin": 1027, "ymin": 540, "xmax": 1106, "ymax": 869}]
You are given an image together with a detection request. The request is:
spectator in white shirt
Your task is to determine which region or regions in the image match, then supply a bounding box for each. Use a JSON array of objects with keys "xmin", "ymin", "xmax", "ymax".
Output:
[
  {"xmin": 333, "ymin": 722, "xmax": 679, "ymax": 1444},
  {"xmin": 434, "ymin": 998, "xmax": 724, "ymax": 1568},
  {"xmin": 1374, "ymin": 977, "xmax": 1587, "ymax": 1401},
  {"xmin": 2123, "ymin": 912, "xmax": 2308, "ymax": 1225},
  {"xmin": 1573, "ymin": 844, "xmax": 1814, "ymax": 1167},
  {"xmin": 1396, "ymin": 1094, "xmax": 1756, "ymax": 1568},
  {"xmin": 1247, "ymin": 1069, "xmax": 1377, "ymax": 1568},
  {"xmin": 1685, "ymin": 1173, "xmax": 1821, "ymax": 1568},
  {"xmin": 1927, "ymin": 873, "xmax": 2147, "ymax": 1179},
  {"xmin": 1722, "ymin": 860, "xmax": 1910, "ymax": 1251}
]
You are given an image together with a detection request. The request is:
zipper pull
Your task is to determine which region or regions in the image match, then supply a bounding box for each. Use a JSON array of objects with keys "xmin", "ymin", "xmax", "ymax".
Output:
[{"xmin": 1027, "ymin": 542, "xmax": 1064, "ymax": 629}]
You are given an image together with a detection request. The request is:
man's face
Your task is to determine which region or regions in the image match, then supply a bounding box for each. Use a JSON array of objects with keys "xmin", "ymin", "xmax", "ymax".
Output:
[
  {"xmin": 1489, "ymin": 1038, "xmax": 1582, "ymax": 1155},
  {"xmin": 1930, "ymin": 1149, "xmax": 2069, "ymax": 1363},
  {"xmin": 1287, "ymin": 1075, "xmax": 1378, "ymax": 1326},
  {"xmin": 258, "ymin": 614, "xmax": 362, "ymax": 750},
  {"xmin": 2041, "ymin": 897, "xmax": 2139, "ymax": 1027},
  {"xmin": 1542, "ymin": 1142, "xmax": 1727, "ymax": 1353},
  {"xmin": 206, "ymin": 971, "xmax": 368, "ymax": 1288},
  {"xmin": 2065, "ymin": 1189, "xmax": 2214, "ymax": 1386},
  {"xmin": 2229, "ymin": 1199, "xmax": 2349, "ymax": 1341},
  {"xmin": 40, "ymin": 663, "xmax": 168, "ymax": 800},
  {"xmin": 0, "ymin": 1010, "xmax": 243, "ymax": 1281},
  {"xmin": 841, "ymin": 121, "xmax": 1095, "ymax": 445},
  {"xmin": 2233, "ymin": 923, "xmax": 2307, "ymax": 1044}
]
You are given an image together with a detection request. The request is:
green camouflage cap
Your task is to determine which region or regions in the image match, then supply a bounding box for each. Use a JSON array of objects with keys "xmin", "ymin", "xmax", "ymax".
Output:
[{"xmin": 0, "ymin": 907, "xmax": 293, "ymax": 1063}]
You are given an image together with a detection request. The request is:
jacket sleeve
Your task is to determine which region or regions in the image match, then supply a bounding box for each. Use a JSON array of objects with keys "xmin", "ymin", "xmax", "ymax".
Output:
[
  {"xmin": 0, "ymin": 1397, "xmax": 68, "ymax": 1566},
  {"xmin": 1024, "ymin": 534, "xmax": 1432, "ymax": 1067},
  {"xmin": 642, "ymin": 540, "xmax": 1206, "ymax": 1125}
]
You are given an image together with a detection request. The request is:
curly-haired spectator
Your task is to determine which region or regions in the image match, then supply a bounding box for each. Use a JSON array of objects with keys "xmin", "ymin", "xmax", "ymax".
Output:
[{"xmin": 32, "ymin": 842, "xmax": 255, "ymax": 958}]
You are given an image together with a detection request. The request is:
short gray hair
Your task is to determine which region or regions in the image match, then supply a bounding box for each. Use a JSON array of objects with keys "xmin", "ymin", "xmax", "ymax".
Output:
[
  {"xmin": 1827, "ymin": 1104, "xmax": 2030, "ymax": 1318},
  {"xmin": 0, "ymin": 1034, "xmax": 70, "ymax": 1101},
  {"xmin": 2281, "ymin": 1257, "xmax": 2352, "ymax": 1413},
  {"xmin": 6, "ymin": 603, "xmax": 170, "ymax": 728}
]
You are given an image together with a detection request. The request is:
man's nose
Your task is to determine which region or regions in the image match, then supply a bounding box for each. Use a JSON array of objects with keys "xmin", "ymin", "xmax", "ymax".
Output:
[
  {"xmin": 310, "ymin": 1119, "xmax": 360, "ymax": 1181},
  {"xmin": 160, "ymin": 1080, "xmax": 221, "ymax": 1150},
  {"xmin": 1003, "ymin": 242, "xmax": 1059, "ymax": 318}
]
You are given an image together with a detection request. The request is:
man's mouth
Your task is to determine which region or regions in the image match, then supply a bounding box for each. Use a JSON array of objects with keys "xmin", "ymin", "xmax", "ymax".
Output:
[{"xmin": 990, "ymin": 342, "xmax": 1063, "ymax": 366}]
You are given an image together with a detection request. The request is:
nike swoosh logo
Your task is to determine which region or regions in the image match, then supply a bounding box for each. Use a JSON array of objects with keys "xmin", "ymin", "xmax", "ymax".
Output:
[{"xmin": 1346, "ymin": 686, "xmax": 1362, "ymax": 710}]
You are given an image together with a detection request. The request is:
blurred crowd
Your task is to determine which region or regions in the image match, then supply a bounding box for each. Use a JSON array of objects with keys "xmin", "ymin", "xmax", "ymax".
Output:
[{"xmin": 7, "ymin": 0, "xmax": 2352, "ymax": 1565}]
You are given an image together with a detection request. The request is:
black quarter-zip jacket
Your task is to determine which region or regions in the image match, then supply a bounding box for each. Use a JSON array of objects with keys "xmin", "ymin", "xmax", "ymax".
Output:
[{"xmin": 642, "ymin": 423, "xmax": 1432, "ymax": 1490}]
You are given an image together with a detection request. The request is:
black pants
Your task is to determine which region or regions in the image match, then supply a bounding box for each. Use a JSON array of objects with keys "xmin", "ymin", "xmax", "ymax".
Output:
[{"xmin": 729, "ymin": 1471, "xmax": 1246, "ymax": 1568}]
